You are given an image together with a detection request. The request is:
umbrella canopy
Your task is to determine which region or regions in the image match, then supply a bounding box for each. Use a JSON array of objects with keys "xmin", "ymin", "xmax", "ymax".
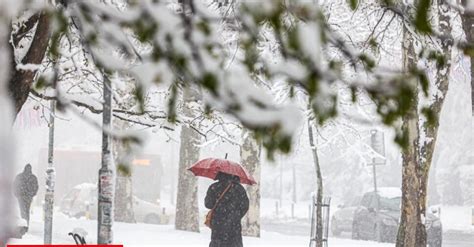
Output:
[{"xmin": 188, "ymin": 158, "xmax": 257, "ymax": 185}]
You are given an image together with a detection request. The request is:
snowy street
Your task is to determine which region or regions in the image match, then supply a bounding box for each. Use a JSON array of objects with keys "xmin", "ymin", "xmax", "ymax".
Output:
[
  {"xmin": 9, "ymin": 209, "xmax": 393, "ymax": 247},
  {"xmin": 8, "ymin": 207, "xmax": 474, "ymax": 247}
]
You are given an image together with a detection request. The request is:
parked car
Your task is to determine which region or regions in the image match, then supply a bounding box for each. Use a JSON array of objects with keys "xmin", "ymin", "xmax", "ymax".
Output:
[
  {"xmin": 352, "ymin": 187, "xmax": 442, "ymax": 246},
  {"xmin": 60, "ymin": 183, "xmax": 168, "ymax": 224},
  {"xmin": 331, "ymin": 196, "xmax": 361, "ymax": 236}
]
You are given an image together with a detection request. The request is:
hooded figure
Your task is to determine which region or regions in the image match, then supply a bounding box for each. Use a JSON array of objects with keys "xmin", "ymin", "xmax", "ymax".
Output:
[
  {"xmin": 14, "ymin": 164, "xmax": 38, "ymax": 223},
  {"xmin": 205, "ymin": 172, "xmax": 249, "ymax": 247}
]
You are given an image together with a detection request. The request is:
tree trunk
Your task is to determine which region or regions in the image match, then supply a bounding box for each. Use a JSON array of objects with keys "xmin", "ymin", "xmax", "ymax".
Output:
[
  {"xmin": 175, "ymin": 86, "xmax": 200, "ymax": 232},
  {"xmin": 419, "ymin": 0, "xmax": 452, "ymax": 243},
  {"xmin": 397, "ymin": 18, "xmax": 426, "ymax": 247},
  {"xmin": 461, "ymin": 0, "xmax": 474, "ymax": 116},
  {"xmin": 397, "ymin": 112, "xmax": 424, "ymax": 247},
  {"xmin": 8, "ymin": 12, "xmax": 51, "ymax": 115},
  {"xmin": 114, "ymin": 173, "xmax": 134, "ymax": 222},
  {"xmin": 397, "ymin": 1, "xmax": 452, "ymax": 246},
  {"xmin": 113, "ymin": 120, "xmax": 135, "ymax": 223},
  {"xmin": 240, "ymin": 130, "xmax": 261, "ymax": 237},
  {"xmin": 308, "ymin": 119, "xmax": 323, "ymax": 247}
]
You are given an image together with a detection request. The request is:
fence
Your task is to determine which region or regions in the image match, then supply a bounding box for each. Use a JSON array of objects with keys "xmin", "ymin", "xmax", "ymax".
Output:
[{"xmin": 309, "ymin": 196, "xmax": 331, "ymax": 247}]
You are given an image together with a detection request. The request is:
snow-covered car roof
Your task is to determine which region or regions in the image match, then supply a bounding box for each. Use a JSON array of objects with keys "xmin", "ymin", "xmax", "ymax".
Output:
[
  {"xmin": 376, "ymin": 187, "xmax": 401, "ymax": 198},
  {"xmin": 365, "ymin": 187, "xmax": 401, "ymax": 199}
]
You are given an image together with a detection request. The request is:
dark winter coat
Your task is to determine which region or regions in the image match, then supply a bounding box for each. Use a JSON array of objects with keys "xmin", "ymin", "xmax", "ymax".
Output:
[
  {"xmin": 14, "ymin": 164, "xmax": 38, "ymax": 222},
  {"xmin": 205, "ymin": 173, "xmax": 249, "ymax": 247}
]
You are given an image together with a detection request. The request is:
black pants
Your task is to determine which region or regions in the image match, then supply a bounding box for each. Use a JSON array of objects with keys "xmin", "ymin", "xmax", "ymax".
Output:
[
  {"xmin": 18, "ymin": 198, "xmax": 32, "ymax": 223},
  {"xmin": 209, "ymin": 237, "xmax": 243, "ymax": 247}
]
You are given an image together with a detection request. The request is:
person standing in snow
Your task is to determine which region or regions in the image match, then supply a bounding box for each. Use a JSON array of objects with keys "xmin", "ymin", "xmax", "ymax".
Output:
[
  {"xmin": 205, "ymin": 172, "xmax": 249, "ymax": 247},
  {"xmin": 14, "ymin": 164, "xmax": 38, "ymax": 223}
]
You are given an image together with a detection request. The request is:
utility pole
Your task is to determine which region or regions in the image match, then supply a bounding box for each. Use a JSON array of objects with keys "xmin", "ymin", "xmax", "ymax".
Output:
[
  {"xmin": 97, "ymin": 76, "xmax": 114, "ymax": 244},
  {"xmin": 44, "ymin": 98, "xmax": 56, "ymax": 244}
]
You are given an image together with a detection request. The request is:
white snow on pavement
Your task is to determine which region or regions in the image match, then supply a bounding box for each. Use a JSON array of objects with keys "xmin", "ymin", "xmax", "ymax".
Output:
[{"xmin": 9, "ymin": 208, "xmax": 392, "ymax": 247}]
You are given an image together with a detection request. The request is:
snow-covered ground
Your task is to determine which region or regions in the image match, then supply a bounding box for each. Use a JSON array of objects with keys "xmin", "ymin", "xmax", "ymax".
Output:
[
  {"xmin": 8, "ymin": 202, "xmax": 473, "ymax": 247},
  {"xmin": 9, "ymin": 208, "xmax": 392, "ymax": 247},
  {"xmin": 439, "ymin": 206, "xmax": 474, "ymax": 234}
]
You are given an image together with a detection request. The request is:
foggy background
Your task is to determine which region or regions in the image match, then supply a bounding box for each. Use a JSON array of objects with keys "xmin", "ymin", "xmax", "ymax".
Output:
[{"xmin": 12, "ymin": 57, "xmax": 473, "ymax": 216}]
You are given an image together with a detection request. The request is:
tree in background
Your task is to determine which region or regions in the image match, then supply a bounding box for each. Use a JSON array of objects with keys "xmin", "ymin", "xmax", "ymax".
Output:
[
  {"xmin": 441, "ymin": 170, "xmax": 464, "ymax": 205},
  {"xmin": 307, "ymin": 118, "xmax": 323, "ymax": 247},
  {"xmin": 113, "ymin": 120, "xmax": 135, "ymax": 223},
  {"xmin": 240, "ymin": 130, "xmax": 261, "ymax": 237},
  {"xmin": 175, "ymin": 86, "xmax": 201, "ymax": 232}
]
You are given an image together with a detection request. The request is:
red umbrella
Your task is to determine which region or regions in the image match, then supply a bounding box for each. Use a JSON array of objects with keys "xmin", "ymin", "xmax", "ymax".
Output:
[{"xmin": 188, "ymin": 158, "xmax": 257, "ymax": 185}]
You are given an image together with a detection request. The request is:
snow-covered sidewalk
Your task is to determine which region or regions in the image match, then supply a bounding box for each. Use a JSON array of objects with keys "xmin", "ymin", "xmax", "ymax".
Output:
[{"xmin": 9, "ymin": 210, "xmax": 391, "ymax": 247}]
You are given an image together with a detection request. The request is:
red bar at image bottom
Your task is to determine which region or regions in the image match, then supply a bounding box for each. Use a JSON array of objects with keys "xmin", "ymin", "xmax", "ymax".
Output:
[{"xmin": 8, "ymin": 245, "xmax": 123, "ymax": 247}]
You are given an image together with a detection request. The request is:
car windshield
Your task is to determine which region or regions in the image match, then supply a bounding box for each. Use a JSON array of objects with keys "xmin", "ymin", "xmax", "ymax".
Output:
[{"xmin": 379, "ymin": 196, "xmax": 400, "ymax": 211}]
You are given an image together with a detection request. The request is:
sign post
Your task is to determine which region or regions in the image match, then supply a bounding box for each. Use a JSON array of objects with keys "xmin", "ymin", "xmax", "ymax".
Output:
[
  {"xmin": 368, "ymin": 129, "xmax": 386, "ymax": 241},
  {"xmin": 369, "ymin": 129, "xmax": 386, "ymax": 193}
]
